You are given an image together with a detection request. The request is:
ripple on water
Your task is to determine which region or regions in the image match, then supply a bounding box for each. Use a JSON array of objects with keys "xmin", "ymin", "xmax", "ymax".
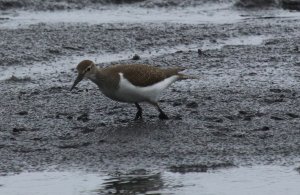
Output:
[{"xmin": 0, "ymin": 166, "xmax": 300, "ymax": 195}]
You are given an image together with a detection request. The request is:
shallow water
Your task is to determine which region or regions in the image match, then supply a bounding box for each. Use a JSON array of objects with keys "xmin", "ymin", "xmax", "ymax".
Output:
[
  {"xmin": 0, "ymin": 166, "xmax": 299, "ymax": 195},
  {"xmin": 2, "ymin": 3, "xmax": 300, "ymax": 29},
  {"xmin": 0, "ymin": 4, "xmax": 242, "ymax": 28}
]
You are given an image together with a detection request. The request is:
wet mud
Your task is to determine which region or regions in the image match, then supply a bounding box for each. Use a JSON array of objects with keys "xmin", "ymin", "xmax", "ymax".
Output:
[{"xmin": 0, "ymin": 2, "xmax": 300, "ymax": 175}]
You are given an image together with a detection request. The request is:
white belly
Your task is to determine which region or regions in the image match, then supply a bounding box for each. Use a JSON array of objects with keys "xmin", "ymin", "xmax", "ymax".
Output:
[{"xmin": 112, "ymin": 73, "xmax": 179, "ymax": 103}]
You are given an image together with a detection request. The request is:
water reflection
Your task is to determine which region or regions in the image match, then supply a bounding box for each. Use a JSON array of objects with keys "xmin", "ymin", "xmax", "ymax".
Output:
[
  {"xmin": 1, "ymin": 166, "xmax": 300, "ymax": 195},
  {"xmin": 97, "ymin": 172, "xmax": 164, "ymax": 195}
]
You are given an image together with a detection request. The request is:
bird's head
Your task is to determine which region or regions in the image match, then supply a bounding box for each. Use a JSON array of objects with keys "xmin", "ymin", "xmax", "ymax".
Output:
[{"xmin": 70, "ymin": 60, "xmax": 97, "ymax": 91}]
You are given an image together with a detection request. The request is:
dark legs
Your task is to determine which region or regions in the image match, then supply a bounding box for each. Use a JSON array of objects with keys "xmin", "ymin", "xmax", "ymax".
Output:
[
  {"xmin": 151, "ymin": 102, "xmax": 169, "ymax": 120},
  {"xmin": 134, "ymin": 103, "xmax": 143, "ymax": 120},
  {"xmin": 134, "ymin": 102, "xmax": 169, "ymax": 120}
]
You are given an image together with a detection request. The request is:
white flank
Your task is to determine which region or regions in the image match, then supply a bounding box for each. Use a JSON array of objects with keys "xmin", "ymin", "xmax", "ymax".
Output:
[{"xmin": 114, "ymin": 73, "xmax": 179, "ymax": 103}]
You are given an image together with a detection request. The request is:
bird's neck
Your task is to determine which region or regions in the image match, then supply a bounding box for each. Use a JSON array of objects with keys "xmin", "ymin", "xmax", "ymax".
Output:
[{"xmin": 87, "ymin": 68, "xmax": 103, "ymax": 87}]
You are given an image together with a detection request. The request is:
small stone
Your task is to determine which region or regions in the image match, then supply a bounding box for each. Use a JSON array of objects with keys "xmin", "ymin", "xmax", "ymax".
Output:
[
  {"xmin": 132, "ymin": 54, "xmax": 140, "ymax": 60},
  {"xmin": 248, "ymin": 72, "xmax": 257, "ymax": 76},
  {"xmin": 261, "ymin": 126, "xmax": 270, "ymax": 131},
  {"xmin": 12, "ymin": 127, "xmax": 26, "ymax": 133},
  {"xmin": 197, "ymin": 49, "xmax": 203, "ymax": 55},
  {"xmin": 98, "ymin": 139, "xmax": 105, "ymax": 144},
  {"xmin": 17, "ymin": 111, "xmax": 28, "ymax": 115},
  {"xmin": 174, "ymin": 114, "xmax": 182, "ymax": 120},
  {"xmin": 238, "ymin": 110, "xmax": 248, "ymax": 115},
  {"xmin": 254, "ymin": 126, "xmax": 270, "ymax": 131},
  {"xmin": 186, "ymin": 101, "xmax": 198, "ymax": 108},
  {"xmin": 48, "ymin": 48, "xmax": 60, "ymax": 54},
  {"xmin": 270, "ymin": 116, "xmax": 284, "ymax": 120}
]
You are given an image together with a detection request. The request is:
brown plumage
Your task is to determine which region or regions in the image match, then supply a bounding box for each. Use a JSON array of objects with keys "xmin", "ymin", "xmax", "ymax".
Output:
[
  {"xmin": 71, "ymin": 60, "xmax": 196, "ymax": 120},
  {"xmin": 101, "ymin": 64, "xmax": 186, "ymax": 87}
]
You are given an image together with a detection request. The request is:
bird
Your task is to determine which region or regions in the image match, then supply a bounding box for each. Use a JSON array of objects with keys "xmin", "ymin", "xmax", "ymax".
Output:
[{"xmin": 71, "ymin": 60, "xmax": 196, "ymax": 120}]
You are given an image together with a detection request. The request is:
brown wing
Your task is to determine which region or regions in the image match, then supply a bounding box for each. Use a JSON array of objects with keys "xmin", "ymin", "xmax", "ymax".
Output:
[{"xmin": 104, "ymin": 64, "xmax": 184, "ymax": 87}]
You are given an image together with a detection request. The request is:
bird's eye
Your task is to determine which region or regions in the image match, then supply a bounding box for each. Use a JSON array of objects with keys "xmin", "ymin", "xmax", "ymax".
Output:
[{"xmin": 87, "ymin": 67, "xmax": 91, "ymax": 71}]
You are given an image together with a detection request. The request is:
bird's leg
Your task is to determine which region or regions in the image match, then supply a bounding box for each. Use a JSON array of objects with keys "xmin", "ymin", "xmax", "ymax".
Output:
[
  {"xmin": 151, "ymin": 102, "xmax": 169, "ymax": 120},
  {"xmin": 134, "ymin": 103, "xmax": 143, "ymax": 120}
]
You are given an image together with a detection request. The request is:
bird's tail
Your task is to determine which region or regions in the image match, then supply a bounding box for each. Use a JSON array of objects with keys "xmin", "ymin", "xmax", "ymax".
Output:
[{"xmin": 178, "ymin": 73, "xmax": 199, "ymax": 80}]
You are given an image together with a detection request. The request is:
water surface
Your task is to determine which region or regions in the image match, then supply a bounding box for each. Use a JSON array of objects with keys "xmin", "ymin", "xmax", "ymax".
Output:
[{"xmin": 0, "ymin": 166, "xmax": 299, "ymax": 195}]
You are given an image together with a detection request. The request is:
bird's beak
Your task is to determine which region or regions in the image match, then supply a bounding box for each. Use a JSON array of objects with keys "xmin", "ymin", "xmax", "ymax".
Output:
[{"xmin": 70, "ymin": 74, "xmax": 84, "ymax": 91}]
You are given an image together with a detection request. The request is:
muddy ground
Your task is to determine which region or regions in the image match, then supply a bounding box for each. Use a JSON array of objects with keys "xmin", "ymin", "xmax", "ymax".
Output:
[{"xmin": 1, "ymin": 3, "xmax": 300, "ymax": 175}]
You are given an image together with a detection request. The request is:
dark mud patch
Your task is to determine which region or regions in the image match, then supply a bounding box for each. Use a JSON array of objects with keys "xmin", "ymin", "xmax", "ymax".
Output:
[
  {"xmin": 235, "ymin": 0, "xmax": 277, "ymax": 8},
  {"xmin": 0, "ymin": 0, "xmax": 234, "ymax": 11},
  {"xmin": 76, "ymin": 113, "xmax": 90, "ymax": 122},
  {"xmin": 0, "ymin": 0, "xmax": 23, "ymax": 10},
  {"xmin": 282, "ymin": 0, "xmax": 300, "ymax": 11},
  {"xmin": 5, "ymin": 75, "xmax": 31, "ymax": 82},
  {"xmin": 286, "ymin": 113, "xmax": 300, "ymax": 118},
  {"xmin": 57, "ymin": 141, "xmax": 91, "ymax": 149},
  {"xmin": 169, "ymin": 162, "xmax": 235, "ymax": 173},
  {"xmin": 235, "ymin": 0, "xmax": 300, "ymax": 11}
]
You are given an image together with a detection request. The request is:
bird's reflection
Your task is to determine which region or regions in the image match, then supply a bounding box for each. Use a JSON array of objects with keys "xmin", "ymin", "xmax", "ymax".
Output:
[{"xmin": 96, "ymin": 171, "xmax": 164, "ymax": 195}]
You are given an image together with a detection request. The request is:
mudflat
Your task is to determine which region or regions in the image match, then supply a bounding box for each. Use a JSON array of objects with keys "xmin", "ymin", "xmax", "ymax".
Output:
[{"xmin": 1, "ymin": 1, "xmax": 300, "ymax": 174}]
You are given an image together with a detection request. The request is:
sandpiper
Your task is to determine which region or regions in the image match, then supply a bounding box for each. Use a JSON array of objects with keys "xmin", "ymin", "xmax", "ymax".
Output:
[{"xmin": 71, "ymin": 60, "xmax": 196, "ymax": 120}]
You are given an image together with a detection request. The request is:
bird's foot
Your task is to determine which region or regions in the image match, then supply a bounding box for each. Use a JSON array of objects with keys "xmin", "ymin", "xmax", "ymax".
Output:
[
  {"xmin": 159, "ymin": 113, "xmax": 169, "ymax": 120},
  {"xmin": 134, "ymin": 111, "xmax": 143, "ymax": 120}
]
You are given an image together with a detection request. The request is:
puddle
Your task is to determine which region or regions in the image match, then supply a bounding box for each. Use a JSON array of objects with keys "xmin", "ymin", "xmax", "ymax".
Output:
[
  {"xmin": 0, "ymin": 35, "xmax": 269, "ymax": 82},
  {"xmin": 2, "ymin": 4, "xmax": 300, "ymax": 29},
  {"xmin": 0, "ymin": 171, "xmax": 109, "ymax": 195},
  {"xmin": 0, "ymin": 166, "xmax": 299, "ymax": 195},
  {"xmin": 202, "ymin": 35, "xmax": 269, "ymax": 50},
  {"xmin": 0, "ymin": 4, "xmax": 244, "ymax": 28}
]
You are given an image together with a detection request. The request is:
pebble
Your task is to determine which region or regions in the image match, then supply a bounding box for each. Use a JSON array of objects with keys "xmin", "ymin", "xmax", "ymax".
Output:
[
  {"xmin": 186, "ymin": 101, "xmax": 198, "ymax": 108},
  {"xmin": 132, "ymin": 54, "xmax": 141, "ymax": 60},
  {"xmin": 17, "ymin": 111, "xmax": 28, "ymax": 115}
]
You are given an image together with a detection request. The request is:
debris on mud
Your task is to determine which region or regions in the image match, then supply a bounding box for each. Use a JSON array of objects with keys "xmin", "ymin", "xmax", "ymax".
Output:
[{"xmin": 12, "ymin": 127, "xmax": 27, "ymax": 134}]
